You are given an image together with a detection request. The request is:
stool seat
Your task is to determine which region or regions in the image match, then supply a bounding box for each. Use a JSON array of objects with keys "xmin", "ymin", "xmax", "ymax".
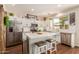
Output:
[
  {"xmin": 33, "ymin": 41, "xmax": 47, "ymax": 54},
  {"xmin": 34, "ymin": 41, "xmax": 46, "ymax": 47},
  {"xmin": 46, "ymin": 39, "xmax": 52, "ymax": 43},
  {"xmin": 46, "ymin": 39, "xmax": 56, "ymax": 43}
]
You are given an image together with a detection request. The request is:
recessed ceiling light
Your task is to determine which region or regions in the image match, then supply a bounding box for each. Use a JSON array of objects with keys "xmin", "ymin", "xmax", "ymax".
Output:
[
  {"xmin": 57, "ymin": 4, "xmax": 62, "ymax": 7},
  {"xmin": 31, "ymin": 9, "xmax": 35, "ymax": 11}
]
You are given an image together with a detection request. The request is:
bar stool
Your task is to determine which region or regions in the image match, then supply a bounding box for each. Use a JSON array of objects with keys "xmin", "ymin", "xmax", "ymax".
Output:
[
  {"xmin": 32, "ymin": 41, "xmax": 47, "ymax": 54},
  {"xmin": 46, "ymin": 39, "xmax": 57, "ymax": 54}
]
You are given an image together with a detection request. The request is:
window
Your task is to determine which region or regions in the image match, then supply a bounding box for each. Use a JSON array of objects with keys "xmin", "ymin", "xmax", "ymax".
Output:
[
  {"xmin": 53, "ymin": 18, "xmax": 60, "ymax": 25},
  {"xmin": 53, "ymin": 18, "xmax": 60, "ymax": 29}
]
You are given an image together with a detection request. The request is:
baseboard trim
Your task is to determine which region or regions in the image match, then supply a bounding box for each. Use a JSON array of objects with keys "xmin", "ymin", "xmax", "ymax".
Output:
[{"xmin": 75, "ymin": 43, "xmax": 79, "ymax": 47}]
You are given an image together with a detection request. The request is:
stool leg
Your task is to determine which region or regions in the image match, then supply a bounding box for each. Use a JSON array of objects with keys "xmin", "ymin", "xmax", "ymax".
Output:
[
  {"xmin": 50, "ymin": 50, "xmax": 52, "ymax": 54},
  {"xmin": 46, "ymin": 46, "xmax": 47, "ymax": 54},
  {"xmin": 49, "ymin": 50, "xmax": 51, "ymax": 54}
]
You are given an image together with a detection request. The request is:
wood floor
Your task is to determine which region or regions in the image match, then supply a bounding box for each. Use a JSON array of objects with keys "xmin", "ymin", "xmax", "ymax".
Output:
[
  {"xmin": 5, "ymin": 44, "xmax": 79, "ymax": 54},
  {"xmin": 6, "ymin": 44, "xmax": 23, "ymax": 54},
  {"xmin": 56, "ymin": 44, "xmax": 79, "ymax": 54}
]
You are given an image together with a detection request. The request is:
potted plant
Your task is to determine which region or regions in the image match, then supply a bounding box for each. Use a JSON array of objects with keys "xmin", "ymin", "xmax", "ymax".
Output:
[
  {"xmin": 4, "ymin": 15, "xmax": 10, "ymax": 27},
  {"xmin": 9, "ymin": 13, "xmax": 14, "ymax": 16}
]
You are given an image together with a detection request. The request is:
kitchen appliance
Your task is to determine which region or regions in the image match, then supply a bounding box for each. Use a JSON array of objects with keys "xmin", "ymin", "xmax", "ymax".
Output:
[
  {"xmin": 30, "ymin": 24, "xmax": 38, "ymax": 32},
  {"xmin": 6, "ymin": 27, "xmax": 22, "ymax": 47}
]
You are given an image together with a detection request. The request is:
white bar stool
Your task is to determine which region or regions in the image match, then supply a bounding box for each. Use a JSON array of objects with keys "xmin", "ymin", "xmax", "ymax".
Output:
[
  {"xmin": 33, "ymin": 41, "xmax": 47, "ymax": 54},
  {"xmin": 46, "ymin": 39, "xmax": 57, "ymax": 54}
]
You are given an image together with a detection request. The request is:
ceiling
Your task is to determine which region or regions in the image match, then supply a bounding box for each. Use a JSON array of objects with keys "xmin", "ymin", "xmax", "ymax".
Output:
[{"xmin": 3, "ymin": 4, "xmax": 79, "ymax": 17}]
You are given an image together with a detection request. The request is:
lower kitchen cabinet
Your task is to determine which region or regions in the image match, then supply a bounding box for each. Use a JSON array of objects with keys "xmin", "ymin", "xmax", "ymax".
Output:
[
  {"xmin": 61, "ymin": 33, "xmax": 71, "ymax": 45},
  {"xmin": 60, "ymin": 32, "xmax": 75, "ymax": 48}
]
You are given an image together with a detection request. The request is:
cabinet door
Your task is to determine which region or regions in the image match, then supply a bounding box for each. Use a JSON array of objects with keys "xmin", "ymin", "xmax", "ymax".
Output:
[
  {"xmin": 6, "ymin": 32, "xmax": 14, "ymax": 47},
  {"xmin": 64, "ymin": 33, "xmax": 69, "ymax": 45},
  {"xmin": 61, "ymin": 33, "xmax": 63, "ymax": 43},
  {"xmin": 61, "ymin": 33, "xmax": 66, "ymax": 44},
  {"xmin": 14, "ymin": 32, "xmax": 22, "ymax": 44},
  {"xmin": 66, "ymin": 33, "xmax": 71, "ymax": 45}
]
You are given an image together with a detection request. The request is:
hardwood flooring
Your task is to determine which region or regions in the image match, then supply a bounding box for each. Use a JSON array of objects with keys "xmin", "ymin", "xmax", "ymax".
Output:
[
  {"xmin": 6, "ymin": 44, "xmax": 23, "ymax": 54},
  {"xmin": 4, "ymin": 44, "xmax": 79, "ymax": 54},
  {"xmin": 55, "ymin": 44, "xmax": 79, "ymax": 54}
]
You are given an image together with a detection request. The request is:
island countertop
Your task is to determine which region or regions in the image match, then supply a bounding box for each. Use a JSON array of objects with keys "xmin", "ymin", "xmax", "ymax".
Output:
[
  {"xmin": 23, "ymin": 32, "xmax": 59, "ymax": 54},
  {"xmin": 23, "ymin": 32, "xmax": 58, "ymax": 39}
]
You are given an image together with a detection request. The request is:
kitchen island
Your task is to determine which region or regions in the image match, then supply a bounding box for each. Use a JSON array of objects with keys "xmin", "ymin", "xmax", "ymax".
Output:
[{"xmin": 23, "ymin": 32, "xmax": 59, "ymax": 54}]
